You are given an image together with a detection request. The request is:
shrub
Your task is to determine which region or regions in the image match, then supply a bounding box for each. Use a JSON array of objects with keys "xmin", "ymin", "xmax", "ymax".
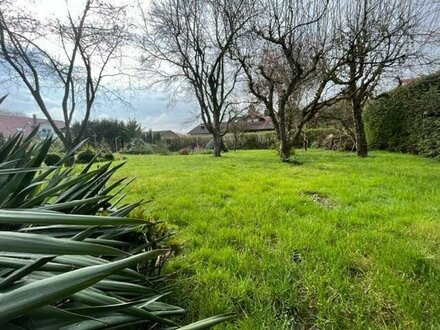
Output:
[
  {"xmin": 44, "ymin": 153, "xmax": 62, "ymax": 166},
  {"xmin": 98, "ymin": 148, "xmax": 115, "ymax": 161},
  {"xmin": 321, "ymin": 133, "xmax": 355, "ymax": 151},
  {"xmin": 365, "ymin": 72, "xmax": 440, "ymax": 157},
  {"xmin": 76, "ymin": 147, "xmax": 97, "ymax": 163},
  {"xmin": 48, "ymin": 138, "xmax": 65, "ymax": 153},
  {"xmin": 223, "ymin": 131, "xmax": 277, "ymax": 150},
  {"xmin": 166, "ymin": 135, "xmax": 212, "ymax": 152},
  {"xmin": 302, "ymin": 128, "xmax": 354, "ymax": 151},
  {"xmin": 101, "ymin": 151, "xmax": 114, "ymax": 161},
  {"xmin": 179, "ymin": 147, "xmax": 191, "ymax": 155},
  {"xmin": 0, "ymin": 129, "xmax": 232, "ymax": 329}
]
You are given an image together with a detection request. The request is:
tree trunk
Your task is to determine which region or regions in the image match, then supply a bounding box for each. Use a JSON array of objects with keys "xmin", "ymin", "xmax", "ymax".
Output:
[
  {"xmin": 279, "ymin": 134, "xmax": 291, "ymax": 162},
  {"xmin": 64, "ymin": 154, "xmax": 75, "ymax": 167},
  {"xmin": 278, "ymin": 119, "xmax": 292, "ymax": 162},
  {"xmin": 64, "ymin": 142, "xmax": 76, "ymax": 167},
  {"xmin": 213, "ymin": 133, "xmax": 222, "ymax": 157},
  {"xmin": 352, "ymin": 101, "xmax": 368, "ymax": 157}
]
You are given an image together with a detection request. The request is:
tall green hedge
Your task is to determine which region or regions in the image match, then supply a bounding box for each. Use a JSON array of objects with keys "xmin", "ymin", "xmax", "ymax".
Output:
[{"xmin": 365, "ymin": 72, "xmax": 440, "ymax": 157}]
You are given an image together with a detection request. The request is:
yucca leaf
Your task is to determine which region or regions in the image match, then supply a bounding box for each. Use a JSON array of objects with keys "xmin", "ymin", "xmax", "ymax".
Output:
[
  {"xmin": 0, "ymin": 257, "xmax": 73, "ymax": 272},
  {"xmin": 93, "ymin": 280, "xmax": 155, "ymax": 294},
  {"xmin": 53, "ymin": 256, "xmax": 147, "ymax": 281},
  {"xmin": 0, "ymin": 232, "xmax": 128, "ymax": 256},
  {"xmin": 59, "ymin": 314, "xmax": 160, "ymax": 330},
  {"xmin": 66, "ymin": 299, "xmax": 152, "ymax": 315},
  {"xmin": 0, "ymin": 250, "xmax": 167, "ymax": 323},
  {"xmin": 12, "ymin": 305, "xmax": 108, "ymax": 329},
  {"xmin": 0, "ymin": 210, "xmax": 149, "ymax": 226},
  {"xmin": 2, "ymin": 323, "xmax": 26, "ymax": 330},
  {"xmin": 0, "ymin": 94, "xmax": 8, "ymax": 104},
  {"xmin": 20, "ymin": 171, "xmax": 103, "ymax": 208},
  {"xmin": 71, "ymin": 288, "xmax": 178, "ymax": 327},
  {"xmin": 0, "ymin": 256, "xmax": 54, "ymax": 290},
  {"xmin": 40, "ymin": 196, "xmax": 113, "ymax": 212},
  {"xmin": 0, "ymin": 168, "xmax": 47, "ymax": 175},
  {"xmin": 177, "ymin": 313, "xmax": 237, "ymax": 330}
]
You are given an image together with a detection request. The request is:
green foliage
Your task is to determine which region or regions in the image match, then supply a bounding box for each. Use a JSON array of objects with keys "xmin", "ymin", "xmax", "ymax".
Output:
[
  {"xmin": 72, "ymin": 118, "xmax": 143, "ymax": 151},
  {"xmin": 0, "ymin": 130, "xmax": 233, "ymax": 329},
  {"xmin": 365, "ymin": 72, "xmax": 440, "ymax": 157},
  {"xmin": 115, "ymin": 151, "xmax": 440, "ymax": 329},
  {"xmin": 304, "ymin": 128, "xmax": 354, "ymax": 151},
  {"xmin": 44, "ymin": 153, "xmax": 62, "ymax": 166},
  {"xmin": 143, "ymin": 129, "xmax": 162, "ymax": 144},
  {"xmin": 304, "ymin": 128, "xmax": 339, "ymax": 147},
  {"xmin": 223, "ymin": 132, "xmax": 277, "ymax": 150},
  {"xmin": 166, "ymin": 136, "xmax": 212, "ymax": 152},
  {"xmin": 179, "ymin": 147, "xmax": 191, "ymax": 155},
  {"xmin": 0, "ymin": 95, "xmax": 8, "ymax": 147},
  {"xmin": 123, "ymin": 138, "xmax": 169, "ymax": 155},
  {"xmin": 76, "ymin": 146, "xmax": 97, "ymax": 164},
  {"xmin": 100, "ymin": 150, "xmax": 115, "ymax": 161}
]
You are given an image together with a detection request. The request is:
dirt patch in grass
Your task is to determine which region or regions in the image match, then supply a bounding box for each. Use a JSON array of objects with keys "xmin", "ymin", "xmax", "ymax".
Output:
[{"xmin": 303, "ymin": 190, "xmax": 336, "ymax": 208}]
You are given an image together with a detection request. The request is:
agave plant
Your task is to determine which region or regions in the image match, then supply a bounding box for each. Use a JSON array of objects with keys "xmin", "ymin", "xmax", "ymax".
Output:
[{"xmin": 0, "ymin": 130, "xmax": 233, "ymax": 329}]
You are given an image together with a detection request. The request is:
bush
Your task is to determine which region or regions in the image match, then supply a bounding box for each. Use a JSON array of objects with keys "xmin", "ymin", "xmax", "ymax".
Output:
[
  {"xmin": 321, "ymin": 133, "xmax": 355, "ymax": 151},
  {"xmin": 305, "ymin": 128, "xmax": 340, "ymax": 148},
  {"xmin": 44, "ymin": 153, "xmax": 62, "ymax": 166},
  {"xmin": 0, "ymin": 129, "xmax": 232, "ymax": 329},
  {"xmin": 166, "ymin": 135, "xmax": 211, "ymax": 152},
  {"xmin": 179, "ymin": 147, "xmax": 190, "ymax": 155},
  {"xmin": 76, "ymin": 147, "xmax": 97, "ymax": 164},
  {"xmin": 123, "ymin": 139, "xmax": 169, "ymax": 155},
  {"xmin": 101, "ymin": 151, "xmax": 114, "ymax": 161},
  {"xmin": 205, "ymin": 139, "xmax": 229, "ymax": 152},
  {"xmin": 223, "ymin": 131, "xmax": 277, "ymax": 150},
  {"xmin": 98, "ymin": 148, "xmax": 114, "ymax": 161},
  {"xmin": 302, "ymin": 128, "xmax": 354, "ymax": 151},
  {"xmin": 48, "ymin": 138, "xmax": 65, "ymax": 153},
  {"xmin": 365, "ymin": 72, "xmax": 440, "ymax": 157}
]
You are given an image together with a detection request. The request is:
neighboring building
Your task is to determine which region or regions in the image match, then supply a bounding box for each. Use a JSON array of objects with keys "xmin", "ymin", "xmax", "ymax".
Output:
[
  {"xmin": 0, "ymin": 113, "xmax": 65, "ymax": 139},
  {"xmin": 153, "ymin": 130, "xmax": 181, "ymax": 139},
  {"xmin": 397, "ymin": 77, "xmax": 418, "ymax": 86},
  {"xmin": 187, "ymin": 109, "xmax": 274, "ymax": 136}
]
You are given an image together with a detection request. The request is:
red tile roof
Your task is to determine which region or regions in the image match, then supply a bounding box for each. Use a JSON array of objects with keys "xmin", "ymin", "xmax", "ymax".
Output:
[{"xmin": 0, "ymin": 113, "xmax": 65, "ymax": 137}]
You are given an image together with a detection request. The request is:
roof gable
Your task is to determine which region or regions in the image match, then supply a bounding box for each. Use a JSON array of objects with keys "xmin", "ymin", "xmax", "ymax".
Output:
[{"xmin": 0, "ymin": 113, "xmax": 65, "ymax": 137}]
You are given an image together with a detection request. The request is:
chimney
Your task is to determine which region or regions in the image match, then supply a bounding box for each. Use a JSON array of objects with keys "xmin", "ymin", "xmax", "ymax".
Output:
[{"xmin": 32, "ymin": 114, "xmax": 37, "ymax": 126}]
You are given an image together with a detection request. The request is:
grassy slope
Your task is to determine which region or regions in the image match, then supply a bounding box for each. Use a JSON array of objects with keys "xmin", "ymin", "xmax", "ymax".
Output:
[{"xmin": 114, "ymin": 150, "xmax": 440, "ymax": 329}]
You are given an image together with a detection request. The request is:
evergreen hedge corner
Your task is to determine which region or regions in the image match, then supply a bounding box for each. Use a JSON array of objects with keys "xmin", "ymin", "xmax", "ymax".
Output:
[{"xmin": 365, "ymin": 72, "xmax": 440, "ymax": 157}]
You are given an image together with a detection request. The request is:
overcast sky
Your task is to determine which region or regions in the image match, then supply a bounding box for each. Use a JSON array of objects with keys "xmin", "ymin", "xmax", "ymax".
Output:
[
  {"xmin": 0, "ymin": 0, "xmax": 198, "ymax": 133},
  {"xmin": 1, "ymin": 85, "xmax": 197, "ymax": 133}
]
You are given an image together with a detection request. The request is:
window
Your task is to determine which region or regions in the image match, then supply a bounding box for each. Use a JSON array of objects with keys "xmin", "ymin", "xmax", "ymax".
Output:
[{"xmin": 200, "ymin": 125, "xmax": 205, "ymax": 130}]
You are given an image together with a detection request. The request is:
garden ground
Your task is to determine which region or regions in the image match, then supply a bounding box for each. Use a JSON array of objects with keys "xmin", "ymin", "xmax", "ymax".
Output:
[{"xmin": 114, "ymin": 150, "xmax": 440, "ymax": 329}]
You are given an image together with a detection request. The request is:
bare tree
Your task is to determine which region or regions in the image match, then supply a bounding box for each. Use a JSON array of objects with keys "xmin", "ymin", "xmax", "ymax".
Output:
[
  {"xmin": 229, "ymin": 116, "xmax": 247, "ymax": 151},
  {"xmin": 330, "ymin": 0, "xmax": 433, "ymax": 157},
  {"xmin": 0, "ymin": 0, "xmax": 129, "ymax": 164},
  {"xmin": 235, "ymin": 0, "xmax": 344, "ymax": 161},
  {"xmin": 140, "ymin": 0, "xmax": 252, "ymax": 157}
]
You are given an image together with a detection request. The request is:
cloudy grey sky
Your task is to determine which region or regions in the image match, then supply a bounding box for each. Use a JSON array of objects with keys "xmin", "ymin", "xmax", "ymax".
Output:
[
  {"xmin": 1, "ymin": 84, "xmax": 198, "ymax": 133},
  {"xmin": 0, "ymin": 0, "xmax": 199, "ymax": 133}
]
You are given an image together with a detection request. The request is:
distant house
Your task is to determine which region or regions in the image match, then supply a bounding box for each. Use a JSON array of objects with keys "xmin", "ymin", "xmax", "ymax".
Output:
[
  {"xmin": 187, "ymin": 109, "xmax": 274, "ymax": 136},
  {"xmin": 397, "ymin": 77, "xmax": 418, "ymax": 86},
  {"xmin": 153, "ymin": 130, "xmax": 181, "ymax": 139},
  {"xmin": 0, "ymin": 113, "xmax": 65, "ymax": 139}
]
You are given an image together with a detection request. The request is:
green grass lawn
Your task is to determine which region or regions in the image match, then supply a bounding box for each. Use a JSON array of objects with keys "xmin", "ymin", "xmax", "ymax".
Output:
[{"xmin": 113, "ymin": 149, "xmax": 440, "ymax": 329}]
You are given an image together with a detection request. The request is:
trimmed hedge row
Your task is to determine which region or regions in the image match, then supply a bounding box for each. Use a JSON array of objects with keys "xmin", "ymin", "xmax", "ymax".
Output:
[
  {"xmin": 365, "ymin": 72, "xmax": 440, "ymax": 157},
  {"xmin": 224, "ymin": 132, "xmax": 278, "ymax": 150}
]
